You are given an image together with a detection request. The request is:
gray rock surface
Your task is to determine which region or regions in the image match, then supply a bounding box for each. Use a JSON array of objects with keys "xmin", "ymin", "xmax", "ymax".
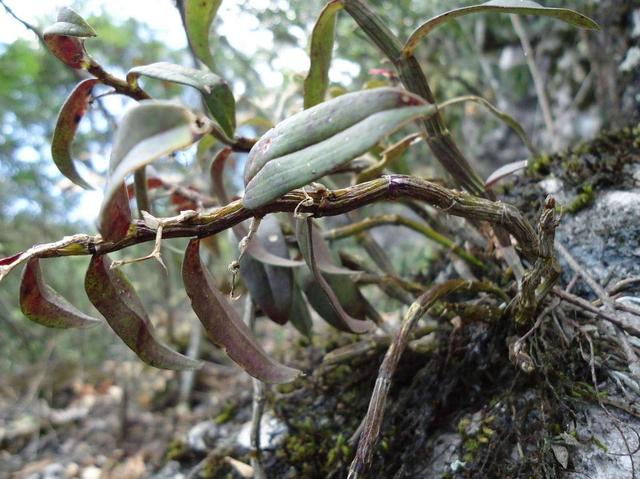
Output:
[{"xmin": 556, "ymin": 188, "xmax": 640, "ymax": 293}]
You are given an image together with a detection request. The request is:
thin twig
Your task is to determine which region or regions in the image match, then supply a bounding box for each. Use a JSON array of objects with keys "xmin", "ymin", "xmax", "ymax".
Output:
[
  {"xmin": 0, "ymin": 0, "xmax": 44, "ymax": 42},
  {"xmin": 324, "ymin": 213, "xmax": 484, "ymax": 268},
  {"xmin": 510, "ymin": 14, "xmax": 559, "ymax": 150},
  {"xmin": 552, "ymin": 287, "xmax": 640, "ymax": 337},
  {"xmin": 556, "ymin": 242, "xmax": 615, "ymax": 311},
  {"xmin": 244, "ymin": 297, "xmax": 267, "ymax": 479}
]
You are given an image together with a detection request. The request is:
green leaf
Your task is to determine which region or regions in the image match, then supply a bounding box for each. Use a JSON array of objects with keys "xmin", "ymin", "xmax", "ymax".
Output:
[
  {"xmin": 304, "ymin": 1, "xmax": 343, "ymax": 109},
  {"xmin": 128, "ymin": 62, "xmax": 236, "ymax": 137},
  {"xmin": 404, "ymin": 0, "xmax": 599, "ymax": 55},
  {"xmin": 51, "ymin": 79, "xmax": 98, "ymax": 189},
  {"xmin": 20, "ymin": 258, "xmax": 101, "ymax": 329},
  {"xmin": 295, "ymin": 217, "xmax": 370, "ymax": 334},
  {"xmin": 100, "ymin": 100, "xmax": 207, "ymax": 228},
  {"xmin": 244, "ymin": 87, "xmax": 426, "ymax": 184},
  {"xmin": 244, "ymin": 89, "xmax": 436, "ymax": 210},
  {"xmin": 182, "ymin": 239, "xmax": 301, "ymax": 383},
  {"xmin": 85, "ymin": 255, "xmax": 202, "ymax": 371},
  {"xmin": 182, "ymin": 0, "xmax": 222, "ymax": 69}
]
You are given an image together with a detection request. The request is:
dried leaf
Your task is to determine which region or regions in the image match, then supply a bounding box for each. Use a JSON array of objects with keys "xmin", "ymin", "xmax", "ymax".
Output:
[
  {"xmin": 485, "ymin": 160, "xmax": 528, "ymax": 190},
  {"xmin": 551, "ymin": 444, "xmax": 569, "ymax": 469},
  {"xmin": 182, "ymin": 239, "xmax": 301, "ymax": 383},
  {"xmin": 182, "ymin": 0, "xmax": 222, "ymax": 69},
  {"xmin": 20, "ymin": 258, "xmax": 101, "ymax": 329},
  {"xmin": 295, "ymin": 218, "xmax": 370, "ymax": 334},
  {"xmin": 51, "ymin": 79, "xmax": 98, "ymax": 189},
  {"xmin": 404, "ymin": 0, "xmax": 599, "ymax": 55},
  {"xmin": 128, "ymin": 62, "xmax": 236, "ymax": 137},
  {"xmin": 85, "ymin": 255, "xmax": 202, "ymax": 370},
  {"xmin": 100, "ymin": 101, "xmax": 206, "ymax": 234},
  {"xmin": 99, "ymin": 181, "xmax": 132, "ymax": 243},
  {"xmin": 304, "ymin": 1, "xmax": 343, "ymax": 109}
]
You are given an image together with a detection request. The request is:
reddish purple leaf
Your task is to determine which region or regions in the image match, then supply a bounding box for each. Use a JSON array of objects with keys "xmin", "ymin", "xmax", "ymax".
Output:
[
  {"xmin": 20, "ymin": 258, "xmax": 100, "ymax": 329},
  {"xmin": 85, "ymin": 255, "xmax": 202, "ymax": 370},
  {"xmin": 43, "ymin": 34, "xmax": 89, "ymax": 69},
  {"xmin": 182, "ymin": 239, "xmax": 301, "ymax": 383},
  {"xmin": 43, "ymin": 7, "xmax": 96, "ymax": 69},
  {"xmin": 99, "ymin": 181, "xmax": 132, "ymax": 243},
  {"xmin": 51, "ymin": 79, "xmax": 98, "ymax": 189},
  {"xmin": 0, "ymin": 252, "xmax": 23, "ymax": 267}
]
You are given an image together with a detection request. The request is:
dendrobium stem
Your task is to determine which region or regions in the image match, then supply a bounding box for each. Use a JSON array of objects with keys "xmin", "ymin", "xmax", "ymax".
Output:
[{"xmin": 0, "ymin": 175, "xmax": 539, "ymax": 283}]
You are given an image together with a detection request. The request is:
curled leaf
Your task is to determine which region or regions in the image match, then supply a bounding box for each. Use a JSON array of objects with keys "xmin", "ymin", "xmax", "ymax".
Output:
[
  {"xmin": 85, "ymin": 255, "xmax": 202, "ymax": 370},
  {"xmin": 51, "ymin": 79, "xmax": 98, "ymax": 189},
  {"xmin": 295, "ymin": 218, "xmax": 370, "ymax": 334},
  {"xmin": 43, "ymin": 7, "xmax": 96, "ymax": 69},
  {"xmin": 20, "ymin": 258, "xmax": 101, "ymax": 329},
  {"xmin": 128, "ymin": 62, "xmax": 236, "ymax": 137},
  {"xmin": 296, "ymin": 218, "xmax": 359, "ymax": 276},
  {"xmin": 304, "ymin": 1, "xmax": 343, "ymax": 109},
  {"xmin": 182, "ymin": 239, "xmax": 301, "ymax": 383},
  {"xmin": 100, "ymin": 101, "xmax": 207, "ymax": 233},
  {"xmin": 99, "ymin": 181, "xmax": 132, "ymax": 243},
  {"xmin": 404, "ymin": 0, "xmax": 599, "ymax": 55},
  {"xmin": 182, "ymin": 0, "xmax": 222, "ymax": 69}
]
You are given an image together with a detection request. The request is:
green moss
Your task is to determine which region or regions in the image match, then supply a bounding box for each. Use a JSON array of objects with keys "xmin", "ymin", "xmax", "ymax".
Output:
[
  {"xmin": 213, "ymin": 401, "xmax": 238, "ymax": 425},
  {"xmin": 529, "ymin": 153, "xmax": 552, "ymax": 176},
  {"xmin": 564, "ymin": 184, "xmax": 594, "ymax": 214},
  {"xmin": 165, "ymin": 438, "xmax": 188, "ymax": 461}
]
